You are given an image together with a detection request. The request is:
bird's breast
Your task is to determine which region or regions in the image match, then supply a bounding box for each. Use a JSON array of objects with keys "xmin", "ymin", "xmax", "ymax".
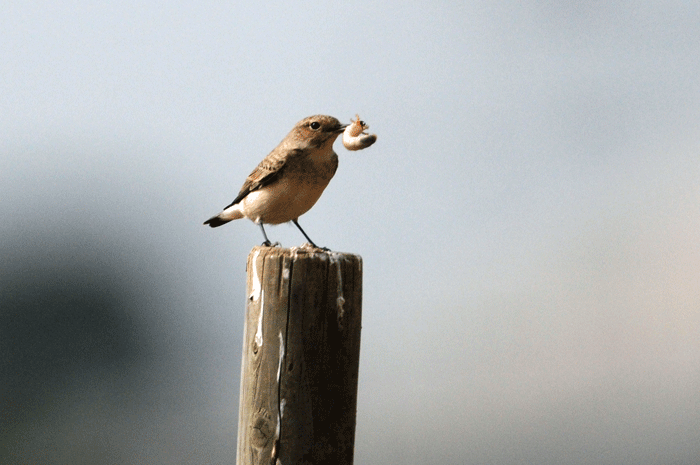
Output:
[{"xmin": 241, "ymin": 151, "xmax": 338, "ymax": 224}]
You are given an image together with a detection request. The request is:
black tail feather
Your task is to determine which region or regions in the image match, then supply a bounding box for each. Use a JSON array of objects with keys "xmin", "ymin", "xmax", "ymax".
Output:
[{"xmin": 203, "ymin": 215, "xmax": 230, "ymax": 228}]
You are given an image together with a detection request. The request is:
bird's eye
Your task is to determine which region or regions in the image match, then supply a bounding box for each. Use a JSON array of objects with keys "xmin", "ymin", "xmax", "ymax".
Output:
[{"xmin": 310, "ymin": 122, "xmax": 321, "ymax": 130}]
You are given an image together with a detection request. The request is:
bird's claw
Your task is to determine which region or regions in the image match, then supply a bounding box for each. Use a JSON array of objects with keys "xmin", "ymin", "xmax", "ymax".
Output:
[
  {"xmin": 301, "ymin": 242, "xmax": 330, "ymax": 252},
  {"xmin": 261, "ymin": 240, "xmax": 281, "ymax": 247}
]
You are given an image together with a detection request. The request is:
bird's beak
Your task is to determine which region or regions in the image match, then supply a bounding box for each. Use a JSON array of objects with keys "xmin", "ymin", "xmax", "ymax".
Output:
[{"xmin": 334, "ymin": 124, "xmax": 348, "ymax": 134}]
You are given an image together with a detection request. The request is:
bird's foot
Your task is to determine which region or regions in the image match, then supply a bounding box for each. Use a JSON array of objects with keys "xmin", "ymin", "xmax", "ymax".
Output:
[
  {"xmin": 301, "ymin": 242, "xmax": 330, "ymax": 252},
  {"xmin": 261, "ymin": 240, "xmax": 281, "ymax": 247}
]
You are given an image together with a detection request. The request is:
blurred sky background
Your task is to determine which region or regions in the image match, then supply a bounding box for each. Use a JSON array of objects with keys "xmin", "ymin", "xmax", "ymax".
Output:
[{"xmin": 2, "ymin": 1, "xmax": 700, "ymax": 464}]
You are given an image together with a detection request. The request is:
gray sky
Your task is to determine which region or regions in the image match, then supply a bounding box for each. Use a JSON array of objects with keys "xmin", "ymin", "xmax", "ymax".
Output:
[{"xmin": 2, "ymin": 1, "xmax": 700, "ymax": 464}]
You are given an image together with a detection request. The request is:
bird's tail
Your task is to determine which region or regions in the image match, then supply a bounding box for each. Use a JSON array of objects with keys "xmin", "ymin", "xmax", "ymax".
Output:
[
  {"xmin": 203, "ymin": 204, "xmax": 245, "ymax": 228},
  {"xmin": 203, "ymin": 215, "xmax": 231, "ymax": 227}
]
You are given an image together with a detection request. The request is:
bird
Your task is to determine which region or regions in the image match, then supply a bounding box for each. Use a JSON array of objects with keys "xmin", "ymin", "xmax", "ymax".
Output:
[{"xmin": 204, "ymin": 114, "xmax": 348, "ymax": 249}]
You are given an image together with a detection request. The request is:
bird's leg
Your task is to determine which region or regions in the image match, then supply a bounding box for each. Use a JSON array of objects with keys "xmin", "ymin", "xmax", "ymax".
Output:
[
  {"xmin": 258, "ymin": 223, "xmax": 271, "ymax": 246},
  {"xmin": 293, "ymin": 219, "xmax": 328, "ymax": 250},
  {"xmin": 258, "ymin": 223, "xmax": 279, "ymax": 247}
]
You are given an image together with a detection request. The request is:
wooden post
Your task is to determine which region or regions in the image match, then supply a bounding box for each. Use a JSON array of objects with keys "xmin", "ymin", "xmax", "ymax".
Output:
[{"xmin": 237, "ymin": 246, "xmax": 363, "ymax": 465}]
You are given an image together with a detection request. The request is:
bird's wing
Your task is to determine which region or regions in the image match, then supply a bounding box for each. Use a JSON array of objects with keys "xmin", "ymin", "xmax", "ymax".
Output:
[{"xmin": 223, "ymin": 148, "xmax": 303, "ymax": 209}]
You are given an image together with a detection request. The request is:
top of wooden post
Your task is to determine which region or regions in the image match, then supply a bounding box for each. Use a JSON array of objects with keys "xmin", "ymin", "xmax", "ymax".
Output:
[
  {"xmin": 246, "ymin": 245, "xmax": 362, "ymax": 274},
  {"xmin": 248, "ymin": 244, "xmax": 362, "ymax": 258}
]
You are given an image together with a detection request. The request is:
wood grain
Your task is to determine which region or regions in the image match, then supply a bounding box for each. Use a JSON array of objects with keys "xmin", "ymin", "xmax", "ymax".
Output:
[{"xmin": 237, "ymin": 246, "xmax": 362, "ymax": 465}]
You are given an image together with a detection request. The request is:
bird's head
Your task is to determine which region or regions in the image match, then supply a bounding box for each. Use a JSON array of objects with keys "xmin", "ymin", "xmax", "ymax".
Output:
[{"xmin": 290, "ymin": 115, "xmax": 347, "ymax": 149}]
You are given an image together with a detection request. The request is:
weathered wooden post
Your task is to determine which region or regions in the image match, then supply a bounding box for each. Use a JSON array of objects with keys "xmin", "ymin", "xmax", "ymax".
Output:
[{"xmin": 237, "ymin": 246, "xmax": 363, "ymax": 465}]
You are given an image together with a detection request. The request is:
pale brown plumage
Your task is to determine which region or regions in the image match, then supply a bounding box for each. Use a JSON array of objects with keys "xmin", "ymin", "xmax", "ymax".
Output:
[{"xmin": 204, "ymin": 115, "xmax": 347, "ymax": 247}]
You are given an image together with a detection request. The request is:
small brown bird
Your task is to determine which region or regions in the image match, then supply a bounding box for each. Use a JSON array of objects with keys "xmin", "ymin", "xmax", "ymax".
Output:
[{"xmin": 204, "ymin": 115, "xmax": 347, "ymax": 248}]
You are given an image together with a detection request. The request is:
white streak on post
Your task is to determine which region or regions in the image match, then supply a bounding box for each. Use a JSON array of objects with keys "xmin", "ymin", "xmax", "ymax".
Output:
[
  {"xmin": 329, "ymin": 253, "xmax": 346, "ymax": 327},
  {"xmin": 255, "ymin": 290, "xmax": 264, "ymax": 347},
  {"xmin": 249, "ymin": 250, "xmax": 261, "ymax": 301},
  {"xmin": 276, "ymin": 331, "xmax": 285, "ymax": 382},
  {"xmin": 273, "ymin": 331, "xmax": 286, "ymax": 464}
]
